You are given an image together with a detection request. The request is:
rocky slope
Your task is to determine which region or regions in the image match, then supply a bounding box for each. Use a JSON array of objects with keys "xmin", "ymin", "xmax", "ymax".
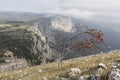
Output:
[
  {"xmin": 0, "ymin": 24, "xmax": 56, "ymax": 71},
  {"xmin": 33, "ymin": 14, "xmax": 108, "ymax": 58},
  {"xmin": 0, "ymin": 49, "xmax": 119, "ymax": 80}
]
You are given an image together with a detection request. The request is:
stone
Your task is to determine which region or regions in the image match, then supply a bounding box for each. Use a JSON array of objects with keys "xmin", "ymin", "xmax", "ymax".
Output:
[
  {"xmin": 20, "ymin": 75, "xmax": 23, "ymax": 77},
  {"xmin": 43, "ymin": 77, "xmax": 48, "ymax": 80},
  {"xmin": 116, "ymin": 64, "xmax": 120, "ymax": 69},
  {"xmin": 112, "ymin": 65, "xmax": 117, "ymax": 69},
  {"xmin": 88, "ymin": 74, "xmax": 101, "ymax": 80},
  {"xmin": 24, "ymin": 72, "xmax": 28, "ymax": 75},
  {"xmin": 100, "ymin": 52, "xmax": 104, "ymax": 54},
  {"xmin": 38, "ymin": 69, "xmax": 42, "ymax": 73},
  {"xmin": 60, "ymin": 77, "xmax": 69, "ymax": 80},
  {"xmin": 78, "ymin": 75, "xmax": 90, "ymax": 80},
  {"xmin": 78, "ymin": 76, "xmax": 85, "ymax": 80},
  {"xmin": 111, "ymin": 63, "xmax": 120, "ymax": 69},
  {"xmin": 68, "ymin": 68, "xmax": 81, "ymax": 78},
  {"xmin": 96, "ymin": 63, "xmax": 107, "ymax": 73},
  {"xmin": 109, "ymin": 69, "xmax": 120, "ymax": 80},
  {"xmin": 18, "ymin": 70, "xmax": 22, "ymax": 73},
  {"xmin": 10, "ymin": 75, "xmax": 13, "ymax": 79},
  {"xmin": 97, "ymin": 63, "xmax": 107, "ymax": 70},
  {"xmin": 4, "ymin": 60, "xmax": 11, "ymax": 63},
  {"xmin": 4, "ymin": 50, "xmax": 14, "ymax": 58},
  {"xmin": 97, "ymin": 67, "xmax": 103, "ymax": 73}
]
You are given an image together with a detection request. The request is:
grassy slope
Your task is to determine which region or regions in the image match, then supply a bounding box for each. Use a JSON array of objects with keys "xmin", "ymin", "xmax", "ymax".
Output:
[{"xmin": 0, "ymin": 50, "xmax": 119, "ymax": 80}]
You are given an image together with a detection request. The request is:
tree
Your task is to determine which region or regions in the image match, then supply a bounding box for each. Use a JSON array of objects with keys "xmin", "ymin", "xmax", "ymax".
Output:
[{"xmin": 54, "ymin": 25, "xmax": 105, "ymax": 67}]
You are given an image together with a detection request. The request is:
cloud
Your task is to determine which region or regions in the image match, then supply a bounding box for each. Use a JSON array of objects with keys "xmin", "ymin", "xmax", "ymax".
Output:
[
  {"xmin": 0, "ymin": 0, "xmax": 120, "ymax": 32},
  {"xmin": 48, "ymin": 8, "xmax": 96, "ymax": 19},
  {"xmin": 48, "ymin": 0, "xmax": 120, "ymax": 20},
  {"xmin": 53, "ymin": 0, "xmax": 120, "ymax": 32}
]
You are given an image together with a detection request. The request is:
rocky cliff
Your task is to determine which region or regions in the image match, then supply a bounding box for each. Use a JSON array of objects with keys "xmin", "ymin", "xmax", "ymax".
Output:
[{"xmin": 0, "ymin": 24, "xmax": 56, "ymax": 71}]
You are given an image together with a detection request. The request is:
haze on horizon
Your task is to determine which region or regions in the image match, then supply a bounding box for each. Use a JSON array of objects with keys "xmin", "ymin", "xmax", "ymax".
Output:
[{"xmin": 0, "ymin": 0, "xmax": 120, "ymax": 32}]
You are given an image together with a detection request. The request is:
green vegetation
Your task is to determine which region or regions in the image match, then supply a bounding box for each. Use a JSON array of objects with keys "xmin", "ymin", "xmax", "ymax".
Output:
[{"xmin": 0, "ymin": 24, "xmax": 35, "ymax": 65}]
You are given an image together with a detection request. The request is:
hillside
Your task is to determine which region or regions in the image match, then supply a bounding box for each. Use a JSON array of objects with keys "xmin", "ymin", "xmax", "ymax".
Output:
[
  {"xmin": 0, "ymin": 23, "xmax": 56, "ymax": 69},
  {"xmin": 0, "ymin": 50, "xmax": 119, "ymax": 80},
  {"xmin": 0, "ymin": 12, "xmax": 120, "ymax": 80}
]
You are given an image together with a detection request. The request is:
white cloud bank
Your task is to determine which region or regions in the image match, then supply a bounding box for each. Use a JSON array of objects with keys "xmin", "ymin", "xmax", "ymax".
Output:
[{"xmin": 0, "ymin": 0, "xmax": 120, "ymax": 32}]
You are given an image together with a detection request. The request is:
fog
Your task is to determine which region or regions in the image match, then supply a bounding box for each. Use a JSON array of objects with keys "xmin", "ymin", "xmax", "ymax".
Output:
[{"xmin": 0, "ymin": 0, "xmax": 120, "ymax": 32}]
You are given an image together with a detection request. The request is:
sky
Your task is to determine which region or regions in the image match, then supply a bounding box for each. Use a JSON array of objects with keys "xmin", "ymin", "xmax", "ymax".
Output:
[{"xmin": 0, "ymin": 0, "xmax": 120, "ymax": 32}]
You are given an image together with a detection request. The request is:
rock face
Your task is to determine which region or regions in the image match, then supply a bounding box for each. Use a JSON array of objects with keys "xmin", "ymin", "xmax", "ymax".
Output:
[
  {"xmin": 36, "ymin": 15, "xmax": 75, "ymax": 44},
  {"xmin": 0, "ymin": 25, "xmax": 56, "ymax": 71},
  {"xmin": 33, "ymin": 14, "xmax": 110, "ymax": 59},
  {"xmin": 34, "ymin": 15, "xmax": 88, "ymax": 59},
  {"xmin": 0, "ymin": 59, "xmax": 28, "ymax": 72},
  {"xmin": 0, "ymin": 50, "xmax": 28, "ymax": 72},
  {"xmin": 109, "ymin": 69, "xmax": 120, "ymax": 80},
  {"xmin": 26, "ymin": 26, "xmax": 55, "ymax": 65}
]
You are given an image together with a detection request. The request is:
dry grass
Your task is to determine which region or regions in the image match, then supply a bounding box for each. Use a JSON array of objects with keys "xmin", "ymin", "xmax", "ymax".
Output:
[{"xmin": 0, "ymin": 50, "xmax": 120, "ymax": 80}]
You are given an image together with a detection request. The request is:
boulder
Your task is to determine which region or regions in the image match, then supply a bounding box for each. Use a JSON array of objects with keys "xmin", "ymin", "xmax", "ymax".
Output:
[
  {"xmin": 109, "ymin": 69, "xmax": 120, "ymax": 80},
  {"xmin": 78, "ymin": 76, "xmax": 86, "ymax": 80},
  {"xmin": 95, "ymin": 63, "xmax": 107, "ymax": 74},
  {"xmin": 68, "ymin": 68, "xmax": 81, "ymax": 78}
]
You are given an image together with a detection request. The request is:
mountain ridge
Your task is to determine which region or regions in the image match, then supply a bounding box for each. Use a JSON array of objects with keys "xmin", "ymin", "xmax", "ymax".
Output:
[{"xmin": 0, "ymin": 11, "xmax": 120, "ymax": 72}]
